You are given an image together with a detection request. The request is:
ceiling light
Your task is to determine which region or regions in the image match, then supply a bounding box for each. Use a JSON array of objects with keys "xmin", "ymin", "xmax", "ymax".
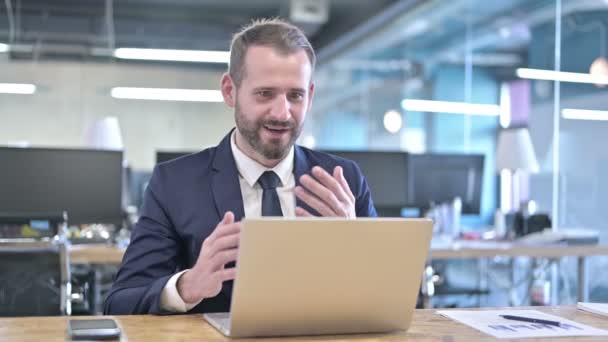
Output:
[
  {"xmin": 562, "ymin": 108, "xmax": 608, "ymax": 121},
  {"xmin": 114, "ymin": 48, "xmax": 230, "ymax": 63},
  {"xmin": 0, "ymin": 83, "xmax": 36, "ymax": 94},
  {"xmin": 0, "ymin": 43, "xmax": 8, "ymax": 53},
  {"xmin": 589, "ymin": 57, "xmax": 608, "ymax": 88},
  {"xmin": 443, "ymin": 53, "xmax": 522, "ymax": 67},
  {"xmin": 516, "ymin": 68, "xmax": 608, "ymax": 85},
  {"xmin": 383, "ymin": 110, "xmax": 403, "ymax": 134},
  {"xmin": 401, "ymin": 99, "xmax": 500, "ymax": 116},
  {"xmin": 111, "ymin": 87, "xmax": 224, "ymax": 102}
]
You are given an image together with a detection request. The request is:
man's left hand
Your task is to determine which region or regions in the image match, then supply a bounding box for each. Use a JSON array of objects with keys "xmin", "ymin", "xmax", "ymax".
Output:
[{"xmin": 295, "ymin": 166, "xmax": 356, "ymax": 218}]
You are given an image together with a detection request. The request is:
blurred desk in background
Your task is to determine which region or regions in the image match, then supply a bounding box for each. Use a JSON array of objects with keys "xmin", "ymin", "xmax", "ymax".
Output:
[
  {"xmin": 69, "ymin": 241, "xmax": 608, "ymax": 264},
  {"xmin": 66, "ymin": 242, "xmax": 608, "ymax": 307},
  {"xmin": 430, "ymin": 241, "xmax": 608, "ymax": 259},
  {"xmin": 68, "ymin": 244, "xmax": 125, "ymax": 314},
  {"xmin": 69, "ymin": 244, "xmax": 125, "ymax": 265},
  {"xmin": 428, "ymin": 241, "xmax": 608, "ymax": 305}
]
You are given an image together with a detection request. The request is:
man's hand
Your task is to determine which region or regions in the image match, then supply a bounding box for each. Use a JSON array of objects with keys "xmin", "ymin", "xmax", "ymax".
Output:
[
  {"xmin": 295, "ymin": 166, "xmax": 356, "ymax": 218},
  {"xmin": 177, "ymin": 211, "xmax": 240, "ymax": 305}
]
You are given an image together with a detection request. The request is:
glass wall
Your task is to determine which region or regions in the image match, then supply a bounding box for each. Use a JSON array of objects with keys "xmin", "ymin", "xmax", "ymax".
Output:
[
  {"xmin": 551, "ymin": 0, "xmax": 608, "ymax": 303},
  {"xmin": 309, "ymin": 0, "xmax": 608, "ymax": 305}
]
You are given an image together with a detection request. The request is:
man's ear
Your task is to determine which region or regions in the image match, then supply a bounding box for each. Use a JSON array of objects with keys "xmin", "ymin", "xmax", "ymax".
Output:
[
  {"xmin": 307, "ymin": 81, "xmax": 315, "ymax": 110},
  {"xmin": 221, "ymin": 73, "xmax": 236, "ymax": 108}
]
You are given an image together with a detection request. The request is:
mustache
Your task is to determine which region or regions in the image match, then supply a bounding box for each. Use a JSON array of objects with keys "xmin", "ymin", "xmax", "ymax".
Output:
[{"xmin": 261, "ymin": 119, "xmax": 295, "ymax": 129}]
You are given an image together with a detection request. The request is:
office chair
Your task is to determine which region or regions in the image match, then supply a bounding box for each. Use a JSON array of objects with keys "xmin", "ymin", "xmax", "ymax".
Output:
[{"xmin": 0, "ymin": 240, "xmax": 71, "ymax": 316}]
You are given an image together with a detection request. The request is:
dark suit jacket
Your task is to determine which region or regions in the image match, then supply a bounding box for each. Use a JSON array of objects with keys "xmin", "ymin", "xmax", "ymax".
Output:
[{"xmin": 104, "ymin": 130, "xmax": 377, "ymax": 315}]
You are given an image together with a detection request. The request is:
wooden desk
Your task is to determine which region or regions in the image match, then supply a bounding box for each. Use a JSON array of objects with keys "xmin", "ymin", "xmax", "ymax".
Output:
[
  {"xmin": 430, "ymin": 242, "xmax": 608, "ymax": 303},
  {"xmin": 69, "ymin": 244, "xmax": 125, "ymax": 265},
  {"xmin": 1, "ymin": 306, "xmax": 607, "ymax": 341}
]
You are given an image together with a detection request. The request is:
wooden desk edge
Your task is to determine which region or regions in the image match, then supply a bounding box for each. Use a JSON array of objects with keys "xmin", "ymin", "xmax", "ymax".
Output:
[{"xmin": 69, "ymin": 244, "xmax": 125, "ymax": 264}]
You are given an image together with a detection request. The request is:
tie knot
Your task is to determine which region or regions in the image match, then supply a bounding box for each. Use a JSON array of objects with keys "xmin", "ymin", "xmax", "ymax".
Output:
[{"xmin": 257, "ymin": 171, "xmax": 282, "ymax": 190}]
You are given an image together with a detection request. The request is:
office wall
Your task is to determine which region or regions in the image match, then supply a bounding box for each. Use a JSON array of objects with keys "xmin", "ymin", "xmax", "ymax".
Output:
[{"xmin": 0, "ymin": 60, "xmax": 235, "ymax": 170}]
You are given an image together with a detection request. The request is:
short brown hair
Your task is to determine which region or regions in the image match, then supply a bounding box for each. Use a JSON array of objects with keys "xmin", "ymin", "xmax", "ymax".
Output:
[{"xmin": 228, "ymin": 18, "xmax": 316, "ymax": 87}]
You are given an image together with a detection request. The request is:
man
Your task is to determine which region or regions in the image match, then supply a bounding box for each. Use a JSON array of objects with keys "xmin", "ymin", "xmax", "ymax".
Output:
[{"xmin": 105, "ymin": 18, "xmax": 377, "ymax": 315}]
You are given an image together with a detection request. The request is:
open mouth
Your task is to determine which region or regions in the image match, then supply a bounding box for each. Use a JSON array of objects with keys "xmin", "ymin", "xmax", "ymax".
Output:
[{"xmin": 263, "ymin": 125, "xmax": 290, "ymax": 136}]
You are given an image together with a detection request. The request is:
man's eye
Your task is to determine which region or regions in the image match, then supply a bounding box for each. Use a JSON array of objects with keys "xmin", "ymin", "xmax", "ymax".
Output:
[
  {"xmin": 257, "ymin": 90, "xmax": 273, "ymax": 98},
  {"xmin": 289, "ymin": 92, "xmax": 304, "ymax": 101}
]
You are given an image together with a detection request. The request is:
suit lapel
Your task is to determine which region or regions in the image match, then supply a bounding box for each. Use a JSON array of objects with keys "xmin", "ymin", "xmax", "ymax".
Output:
[
  {"xmin": 210, "ymin": 130, "xmax": 246, "ymax": 222},
  {"xmin": 294, "ymin": 146, "xmax": 321, "ymax": 216},
  {"xmin": 211, "ymin": 130, "xmax": 244, "ymax": 299}
]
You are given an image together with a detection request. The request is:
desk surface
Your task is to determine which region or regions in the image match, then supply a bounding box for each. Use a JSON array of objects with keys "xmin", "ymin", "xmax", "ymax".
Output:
[
  {"xmin": 1, "ymin": 306, "xmax": 607, "ymax": 341},
  {"xmin": 430, "ymin": 241, "xmax": 608, "ymax": 259},
  {"xmin": 67, "ymin": 242, "xmax": 608, "ymax": 265},
  {"xmin": 69, "ymin": 244, "xmax": 125, "ymax": 264}
]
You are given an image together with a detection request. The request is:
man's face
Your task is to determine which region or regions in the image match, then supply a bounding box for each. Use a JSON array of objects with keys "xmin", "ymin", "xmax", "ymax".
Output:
[{"xmin": 229, "ymin": 46, "xmax": 314, "ymax": 162}]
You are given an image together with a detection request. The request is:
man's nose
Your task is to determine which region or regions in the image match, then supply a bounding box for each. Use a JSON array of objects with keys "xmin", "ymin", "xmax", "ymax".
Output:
[{"xmin": 269, "ymin": 95, "xmax": 291, "ymax": 120}]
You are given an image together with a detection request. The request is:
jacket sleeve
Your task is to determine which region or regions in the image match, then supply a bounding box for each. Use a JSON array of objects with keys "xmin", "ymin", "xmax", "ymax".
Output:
[
  {"xmin": 345, "ymin": 160, "xmax": 378, "ymax": 218},
  {"xmin": 104, "ymin": 165, "xmax": 184, "ymax": 315}
]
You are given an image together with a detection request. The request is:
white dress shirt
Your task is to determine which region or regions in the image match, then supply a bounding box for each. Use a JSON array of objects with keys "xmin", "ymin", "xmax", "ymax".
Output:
[{"xmin": 160, "ymin": 131, "xmax": 296, "ymax": 312}]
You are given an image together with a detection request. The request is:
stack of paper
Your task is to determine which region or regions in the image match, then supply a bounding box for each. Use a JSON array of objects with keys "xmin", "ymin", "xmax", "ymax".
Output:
[
  {"xmin": 578, "ymin": 302, "xmax": 608, "ymax": 317},
  {"xmin": 437, "ymin": 309, "xmax": 608, "ymax": 339}
]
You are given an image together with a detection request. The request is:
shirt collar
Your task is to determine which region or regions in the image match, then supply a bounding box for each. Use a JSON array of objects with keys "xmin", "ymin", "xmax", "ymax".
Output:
[{"xmin": 230, "ymin": 130, "xmax": 294, "ymax": 188}]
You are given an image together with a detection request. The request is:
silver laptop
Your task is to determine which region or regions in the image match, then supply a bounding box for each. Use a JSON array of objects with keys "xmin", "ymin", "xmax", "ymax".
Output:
[{"xmin": 204, "ymin": 217, "xmax": 432, "ymax": 338}]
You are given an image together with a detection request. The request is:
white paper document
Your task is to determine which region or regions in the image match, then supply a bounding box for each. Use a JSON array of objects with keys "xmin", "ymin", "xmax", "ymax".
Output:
[
  {"xmin": 578, "ymin": 302, "xmax": 608, "ymax": 317},
  {"xmin": 437, "ymin": 309, "xmax": 608, "ymax": 339}
]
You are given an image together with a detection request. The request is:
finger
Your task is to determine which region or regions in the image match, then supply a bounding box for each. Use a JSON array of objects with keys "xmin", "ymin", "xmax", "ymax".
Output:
[
  {"xmin": 299, "ymin": 174, "xmax": 343, "ymax": 214},
  {"xmin": 205, "ymin": 211, "xmax": 236, "ymax": 243},
  {"xmin": 312, "ymin": 166, "xmax": 350, "ymax": 203},
  {"xmin": 312, "ymin": 166, "xmax": 350, "ymax": 202},
  {"xmin": 221, "ymin": 211, "xmax": 234, "ymax": 225},
  {"xmin": 334, "ymin": 166, "xmax": 355, "ymax": 202},
  {"xmin": 208, "ymin": 233, "xmax": 240, "ymax": 255},
  {"xmin": 218, "ymin": 267, "xmax": 236, "ymax": 282},
  {"xmin": 295, "ymin": 206, "xmax": 314, "ymax": 217},
  {"xmin": 295, "ymin": 185, "xmax": 338, "ymax": 217},
  {"xmin": 210, "ymin": 249, "xmax": 239, "ymax": 271},
  {"xmin": 210, "ymin": 221, "xmax": 242, "ymax": 241}
]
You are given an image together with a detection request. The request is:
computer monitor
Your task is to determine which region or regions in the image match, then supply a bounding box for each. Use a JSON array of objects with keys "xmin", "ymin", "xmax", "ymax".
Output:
[
  {"xmin": 0, "ymin": 147, "xmax": 123, "ymax": 226},
  {"xmin": 321, "ymin": 151, "xmax": 409, "ymax": 212},
  {"xmin": 156, "ymin": 150, "xmax": 195, "ymax": 164},
  {"xmin": 406, "ymin": 153, "xmax": 484, "ymax": 214}
]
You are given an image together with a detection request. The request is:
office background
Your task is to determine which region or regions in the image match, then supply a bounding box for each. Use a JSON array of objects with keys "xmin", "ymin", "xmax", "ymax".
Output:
[{"xmin": 1, "ymin": 0, "xmax": 608, "ymax": 312}]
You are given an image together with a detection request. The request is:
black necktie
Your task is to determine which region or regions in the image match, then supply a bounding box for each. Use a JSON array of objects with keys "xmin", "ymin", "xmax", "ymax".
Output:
[{"xmin": 257, "ymin": 171, "xmax": 284, "ymax": 217}]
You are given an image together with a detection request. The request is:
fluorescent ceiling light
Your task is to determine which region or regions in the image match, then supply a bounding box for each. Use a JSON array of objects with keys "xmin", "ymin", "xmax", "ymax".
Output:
[
  {"xmin": 401, "ymin": 99, "xmax": 500, "ymax": 116},
  {"xmin": 114, "ymin": 48, "xmax": 229, "ymax": 63},
  {"xmin": 383, "ymin": 110, "xmax": 403, "ymax": 133},
  {"xmin": 443, "ymin": 53, "xmax": 522, "ymax": 67},
  {"xmin": 0, "ymin": 83, "xmax": 36, "ymax": 94},
  {"xmin": 111, "ymin": 87, "xmax": 223, "ymax": 102},
  {"xmin": 562, "ymin": 108, "xmax": 608, "ymax": 121},
  {"xmin": 0, "ymin": 43, "xmax": 8, "ymax": 53},
  {"xmin": 516, "ymin": 68, "xmax": 608, "ymax": 85}
]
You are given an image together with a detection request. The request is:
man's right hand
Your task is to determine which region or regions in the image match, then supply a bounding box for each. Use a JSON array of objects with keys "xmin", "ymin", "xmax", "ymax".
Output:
[{"xmin": 177, "ymin": 211, "xmax": 241, "ymax": 305}]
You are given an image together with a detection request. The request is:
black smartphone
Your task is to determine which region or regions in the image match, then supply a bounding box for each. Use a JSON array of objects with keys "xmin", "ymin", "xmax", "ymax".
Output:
[{"xmin": 68, "ymin": 319, "xmax": 121, "ymax": 341}]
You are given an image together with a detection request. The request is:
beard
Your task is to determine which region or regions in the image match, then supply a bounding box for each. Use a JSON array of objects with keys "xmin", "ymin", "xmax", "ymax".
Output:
[{"xmin": 235, "ymin": 100, "xmax": 302, "ymax": 160}]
